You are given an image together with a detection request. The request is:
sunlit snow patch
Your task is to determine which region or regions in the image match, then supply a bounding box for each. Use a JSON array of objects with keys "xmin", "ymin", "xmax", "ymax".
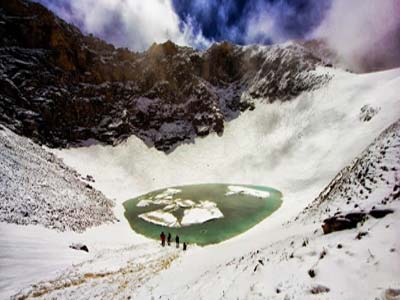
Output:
[{"xmin": 225, "ymin": 185, "xmax": 270, "ymax": 198}]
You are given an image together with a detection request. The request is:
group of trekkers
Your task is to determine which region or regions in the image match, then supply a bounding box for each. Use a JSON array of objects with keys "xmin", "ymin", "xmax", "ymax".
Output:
[{"xmin": 160, "ymin": 232, "xmax": 187, "ymax": 251}]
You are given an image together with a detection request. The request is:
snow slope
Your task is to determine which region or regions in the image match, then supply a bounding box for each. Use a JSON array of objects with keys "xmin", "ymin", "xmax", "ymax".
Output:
[
  {"xmin": 0, "ymin": 125, "xmax": 116, "ymax": 232},
  {"xmin": 1, "ymin": 66, "xmax": 400, "ymax": 299}
]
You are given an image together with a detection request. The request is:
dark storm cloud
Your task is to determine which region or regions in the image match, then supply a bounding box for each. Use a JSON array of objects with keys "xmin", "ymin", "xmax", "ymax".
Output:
[{"xmin": 172, "ymin": 0, "xmax": 332, "ymax": 44}]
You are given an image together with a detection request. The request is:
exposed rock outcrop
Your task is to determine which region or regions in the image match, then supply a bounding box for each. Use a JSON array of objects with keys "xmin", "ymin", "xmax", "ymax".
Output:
[
  {"xmin": 70, "ymin": 243, "xmax": 89, "ymax": 252},
  {"xmin": 322, "ymin": 212, "xmax": 366, "ymax": 234}
]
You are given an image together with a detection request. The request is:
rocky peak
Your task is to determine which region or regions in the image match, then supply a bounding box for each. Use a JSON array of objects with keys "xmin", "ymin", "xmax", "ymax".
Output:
[
  {"xmin": 148, "ymin": 40, "xmax": 180, "ymax": 57},
  {"xmin": 201, "ymin": 41, "xmax": 244, "ymax": 84}
]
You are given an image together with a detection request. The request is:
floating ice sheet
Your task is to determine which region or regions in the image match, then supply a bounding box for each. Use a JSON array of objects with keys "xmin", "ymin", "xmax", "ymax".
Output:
[
  {"xmin": 154, "ymin": 188, "xmax": 181, "ymax": 199},
  {"xmin": 181, "ymin": 201, "xmax": 224, "ymax": 226},
  {"xmin": 225, "ymin": 185, "xmax": 270, "ymax": 198},
  {"xmin": 138, "ymin": 210, "xmax": 180, "ymax": 228}
]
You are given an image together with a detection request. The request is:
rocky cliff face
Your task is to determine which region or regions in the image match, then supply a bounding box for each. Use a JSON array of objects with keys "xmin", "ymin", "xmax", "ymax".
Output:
[{"xmin": 0, "ymin": 0, "xmax": 331, "ymax": 152}]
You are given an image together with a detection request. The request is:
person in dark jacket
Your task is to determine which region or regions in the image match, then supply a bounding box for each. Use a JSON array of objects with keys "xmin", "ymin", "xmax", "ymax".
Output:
[
  {"xmin": 160, "ymin": 232, "xmax": 166, "ymax": 247},
  {"xmin": 183, "ymin": 242, "xmax": 187, "ymax": 251},
  {"xmin": 167, "ymin": 233, "xmax": 172, "ymax": 246},
  {"xmin": 175, "ymin": 235, "xmax": 180, "ymax": 248}
]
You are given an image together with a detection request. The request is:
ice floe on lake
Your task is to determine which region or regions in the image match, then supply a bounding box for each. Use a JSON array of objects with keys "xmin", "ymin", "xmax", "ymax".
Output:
[
  {"xmin": 181, "ymin": 201, "xmax": 224, "ymax": 226},
  {"xmin": 137, "ymin": 188, "xmax": 183, "ymax": 207},
  {"xmin": 154, "ymin": 188, "xmax": 181, "ymax": 199},
  {"xmin": 137, "ymin": 198, "xmax": 196, "ymax": 210},
  {"xmin": 137, "ymin": 188, "xmax": 224, "ymax": 227},
  {"xmin": 138, "ymin": 210, "xmax": 180, "ymax": 228},
  {"xmin": 225, "ymin": 185, "xmax": 270, "ymax": 198}
]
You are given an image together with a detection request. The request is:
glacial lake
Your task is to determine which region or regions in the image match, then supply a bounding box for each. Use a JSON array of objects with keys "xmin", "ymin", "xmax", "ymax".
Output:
[{"xmin": 123, "ymin": 184, "xmax": 282, "ymax": 246}]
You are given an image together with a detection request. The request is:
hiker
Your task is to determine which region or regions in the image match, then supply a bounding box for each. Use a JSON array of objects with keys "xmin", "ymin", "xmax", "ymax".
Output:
[
  {"xmin": 175, "ymin": 235, "xmax": 180, "ymax": 248},
  {"xmin": 183, "ymin": 242, "xmax": 187, "ymax": 251},
  {"xmin": 160, "ymin": 232, "xmax": 166, "ymax": 247},
  {"xmin": 167, "ymin": 233, "xmax": 172, "ymax": 246}
]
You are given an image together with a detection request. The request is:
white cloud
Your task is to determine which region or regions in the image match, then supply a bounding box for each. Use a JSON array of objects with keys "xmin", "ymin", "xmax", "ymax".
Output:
[
  {"xmin": 243, "ymin": 1, "xmax": 280, "ymax": 45},
  {"xmin": 42, "ymin": 0, "xmax": 211, "ymax": 51},
  {"xmin": 314, "ymin": 0, "xmax": 400, "ymax": 72},
  {"xmin": 245, "ymin": 10, "xmax": 278, "ymax": 44}
]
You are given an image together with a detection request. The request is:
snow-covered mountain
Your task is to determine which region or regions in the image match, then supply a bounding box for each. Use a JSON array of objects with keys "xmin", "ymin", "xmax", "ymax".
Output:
[
  {"xmin": 0, "ymin": 0, "xmax": 330, "ymax": 152},
  {"xmin": 0, "ymin": 0, "xmax": 400, "ymax": 299}
]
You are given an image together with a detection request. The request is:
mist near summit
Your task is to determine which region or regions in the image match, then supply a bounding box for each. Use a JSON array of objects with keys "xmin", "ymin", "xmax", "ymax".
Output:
[{"xmin": 314, "ymin": 0, "xmax": 400, "ymax": 72}]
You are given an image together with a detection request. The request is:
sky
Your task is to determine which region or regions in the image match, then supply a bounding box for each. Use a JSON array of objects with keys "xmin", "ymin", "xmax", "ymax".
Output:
[
  {"xmin": 172, "ymin": 0, "xmax": 331, "ymax": 45},
  {"xmin": 34, "ymin": 0, "xmax": 332, "ymax": 50},
  {"xmin": 34, "ymin": 0, "xmax": 400, "ymax": 71}
]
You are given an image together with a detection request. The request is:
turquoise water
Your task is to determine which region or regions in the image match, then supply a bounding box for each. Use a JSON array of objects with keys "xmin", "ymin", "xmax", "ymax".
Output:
[{"xmin": 123, "ymin": 184, "xmax": 282, "ymax": 246}]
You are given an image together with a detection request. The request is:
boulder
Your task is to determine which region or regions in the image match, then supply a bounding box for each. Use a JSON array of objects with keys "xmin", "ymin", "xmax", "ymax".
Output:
[
  {"xmin": 322, "ymin": 212, "xmax": 366, "ymax": 234},
  {"xmin": 369, "ymin": 209, "xmax": 394, "ymax": 219},
  {"xmin": 383, "ymin": 288, "xmax": 400, "ymax": 300},
  {"xmin": 310, "ymin": 285, "xmax": 330, "ymax": 294},
  {"xmin": 69, "ymin": 243, "xmax": 89, "ymax": 252}
]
